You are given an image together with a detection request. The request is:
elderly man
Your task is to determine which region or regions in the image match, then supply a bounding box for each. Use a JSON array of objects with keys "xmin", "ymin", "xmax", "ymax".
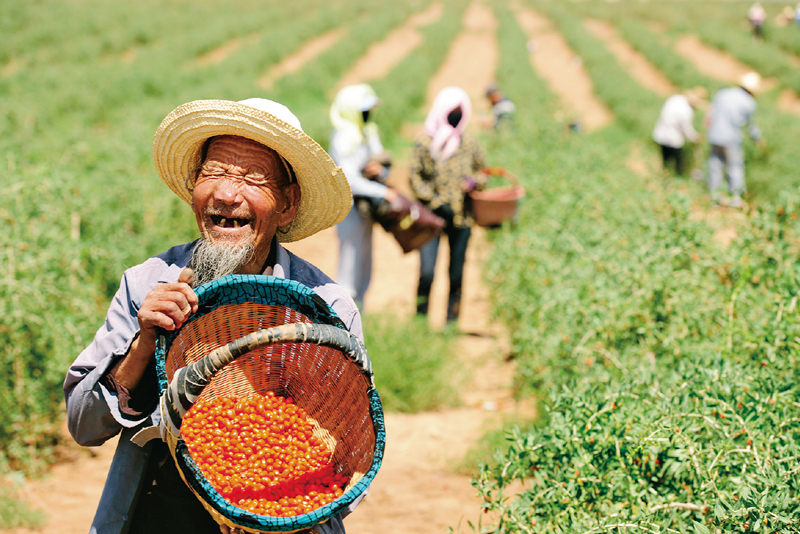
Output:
[{"xmin": 64, "ymin": 99, "xmax": 360, "ymax": 534}]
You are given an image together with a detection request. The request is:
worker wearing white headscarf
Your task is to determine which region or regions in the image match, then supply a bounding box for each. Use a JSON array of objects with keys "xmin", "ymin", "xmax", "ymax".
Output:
[
  {"xmin": 410, "ymin": 87, "xmax": 486, "ymax": 324},
  {"xmin": 329, "ymin": 84, "xmax": 397, "ymax": 309}
]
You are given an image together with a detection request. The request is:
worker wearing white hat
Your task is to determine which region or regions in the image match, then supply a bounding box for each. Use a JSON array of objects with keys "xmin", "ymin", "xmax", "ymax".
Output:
[{"xmin": 705, "ymin": 73, "xmax": 766, "ymax": 208}]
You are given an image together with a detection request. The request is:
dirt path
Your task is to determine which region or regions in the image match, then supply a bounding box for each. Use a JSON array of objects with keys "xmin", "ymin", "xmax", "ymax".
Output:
[
  {"xmin": 673, "ymin": 34, "xmax": 778, "ymax": 95},
  {"xmin": 512, "ymin": 6, "xmax": 614, "ymax": 132},
  {"xmin": 8, "ymin": 4, "xmax": 516, "ymax": 534},
  {"xmin": 316, "ymin": 4, "xmax": 519, "ymax": 530},
  {"xmin": 426, "ymin": 2, "xmax": 499, "ymax": 124},
  {"xmin": 336, "ymin": 3, "xmax": 444, "ymax": 91},
  {"xmin": 194, "ymin": 32, "xmax": 262, "ymax": 68},
  {"xmin": 778, "ymin": 88, "xmax": 800, "ymax": 115},
  {"xmin": 258, "ymin": 27, "xmax": 347, "ymax": 90},
  {"xmin": 584, "ymin": 18, "xmax": 677, "ymax": 98}
]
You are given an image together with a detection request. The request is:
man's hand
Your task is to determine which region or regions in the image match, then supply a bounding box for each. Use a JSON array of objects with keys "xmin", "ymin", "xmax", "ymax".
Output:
[
  {"xmin": 111, "ymin": 268, "xmax": 198, "ymax": 391},
  {"xmin": 137, "ymin": 267, "xmax": 198, "ymax": 338}
]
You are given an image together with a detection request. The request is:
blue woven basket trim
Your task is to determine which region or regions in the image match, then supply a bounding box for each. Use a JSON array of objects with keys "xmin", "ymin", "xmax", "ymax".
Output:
[
  {"xmin": 175, "ymin": 387, "xmax": 385, "ymax": 531},
  {"xmin": 155, "ymin": 274, "xmax": 345, "ymax": 391}
]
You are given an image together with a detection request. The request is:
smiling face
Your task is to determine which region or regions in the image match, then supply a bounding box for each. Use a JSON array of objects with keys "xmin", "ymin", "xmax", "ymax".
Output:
[{"xmin": 191, "ymin": 135, "xmax": 300, "ymax": 274}]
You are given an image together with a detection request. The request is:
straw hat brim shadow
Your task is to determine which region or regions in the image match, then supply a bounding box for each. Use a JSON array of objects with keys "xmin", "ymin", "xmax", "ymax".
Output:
[{"xmin": 153, "ymin": 100, "xmax": 352, "ymax": 242}]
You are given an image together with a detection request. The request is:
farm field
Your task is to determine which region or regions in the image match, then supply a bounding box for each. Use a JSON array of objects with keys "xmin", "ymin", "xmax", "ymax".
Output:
[{"xmin": 2, "ymin": 0, "xmax": 800, "ymax": 533}]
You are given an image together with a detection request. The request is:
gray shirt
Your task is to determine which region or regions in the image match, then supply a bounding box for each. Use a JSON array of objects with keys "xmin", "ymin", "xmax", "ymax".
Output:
[
  {"xmin": 707, "ymin": 86, "xmax": 761, "ymax": 147},
  {"xmin": 64, "ymin": 239, "xmax": 362, "ymax": 534}
]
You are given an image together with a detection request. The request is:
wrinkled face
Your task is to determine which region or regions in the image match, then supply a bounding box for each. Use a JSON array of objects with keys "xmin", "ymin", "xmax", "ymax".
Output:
[{"xmin": 192, "ymin": 135, "xmax": 300, "ymax": 274}]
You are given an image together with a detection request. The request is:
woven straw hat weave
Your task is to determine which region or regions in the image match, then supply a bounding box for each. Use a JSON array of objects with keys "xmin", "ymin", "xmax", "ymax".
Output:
[{"xmin": 153, "ymin": 99, "xmax": 352, "ymax": 242}]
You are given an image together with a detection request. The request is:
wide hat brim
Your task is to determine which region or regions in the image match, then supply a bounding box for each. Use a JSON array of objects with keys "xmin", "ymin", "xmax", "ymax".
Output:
[{"xmin": 153, "ymin": 100, "xmax": 352, "ymax": 242}]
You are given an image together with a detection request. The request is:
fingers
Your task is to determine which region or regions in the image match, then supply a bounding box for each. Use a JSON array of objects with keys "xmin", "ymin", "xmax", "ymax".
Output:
[
  {"xmin": 177, "ymin": 267, "xmax": 198, "ymax": 315},
  {"xmin": 138, "ymin": 279, "xmax": 199, "ymax": 333},
  {"xmin": 178, "ymin": 267, "xmax": 194, "ymax": 286}
]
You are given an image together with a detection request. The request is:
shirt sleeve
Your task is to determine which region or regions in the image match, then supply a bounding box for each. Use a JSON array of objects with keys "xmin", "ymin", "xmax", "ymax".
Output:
[
  {"xmin": 64, "ymin": 268, "xmax": 152, "ymax": 446},
  {"xmin": 330, "ymin": 132, "xmax": 388, "ymax": 200},
  {"xmin": 746, "ymin": 103, "xmax": 762, "ymax": 141}
]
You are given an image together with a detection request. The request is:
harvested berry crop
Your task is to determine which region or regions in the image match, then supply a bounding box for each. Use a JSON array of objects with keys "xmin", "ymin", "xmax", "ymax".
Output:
[{"xmin": 181, "ymin": 392, "xmax": 349, "ymax": 517}]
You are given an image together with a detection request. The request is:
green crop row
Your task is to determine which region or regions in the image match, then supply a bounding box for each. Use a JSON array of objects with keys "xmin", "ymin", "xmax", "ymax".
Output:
[
  {"xmin": 263, "ymin": 0, "xmax": 431, "ymax": 145},
  {"xmin": 535, "ymin": 3, "xmax": 663, "ymax": 137},
  {"xmin": 561, "ymin": 1, "xmax": 800, "ymax": 204},
  {"xmin": 369, "ymin": 0, "xmax": 469, "ymax": 154},
  {"xmin": 469, "ymin": 1, "xmax": 800, "ymax": 532}
]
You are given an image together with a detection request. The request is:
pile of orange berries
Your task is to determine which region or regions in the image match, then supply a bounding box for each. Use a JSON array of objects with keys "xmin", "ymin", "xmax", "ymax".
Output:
[{"xmin": 181, "ymin": 391, "xmax": 349, "ymax": 517}]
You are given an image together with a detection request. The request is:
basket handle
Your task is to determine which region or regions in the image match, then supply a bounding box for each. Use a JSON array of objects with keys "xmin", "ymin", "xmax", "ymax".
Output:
[
  {"xmin": 480, "ymin": 167, "xmax": 520, "ymax": 187},
  {"xmin": 160, "ymin": 323, "xmax": 372, "ymax": 441}
]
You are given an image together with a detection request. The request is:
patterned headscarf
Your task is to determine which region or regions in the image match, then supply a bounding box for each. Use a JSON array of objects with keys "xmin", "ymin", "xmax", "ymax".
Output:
[
  {"xmin": 330, "ymin": 84, "xmax": 380, "ymax": 156},
  {"xmin": 423, "ymin": 87, "xmax": 472, "ymax": 162}
]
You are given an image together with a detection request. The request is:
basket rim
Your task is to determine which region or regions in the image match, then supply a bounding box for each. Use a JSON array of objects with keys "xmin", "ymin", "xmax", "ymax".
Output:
[
  {"xmin": 468, "ymin": 185, "xmax": 525, "ymax": 201},
  {"xmin": 480, "ymin": 166, "xmax": 521, "ymax": 186},
  {"xmin": 469, "ymin": 167, "xmax": 525, "ymax": 201},
  {"xmin": 155, "ymin": 274, "xmax": 347, "ymax": 392}
]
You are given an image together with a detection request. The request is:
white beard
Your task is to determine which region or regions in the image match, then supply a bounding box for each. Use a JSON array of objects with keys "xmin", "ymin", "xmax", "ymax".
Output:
[{"xmin": 189, "ymin": 238, "xmax": 256, "ymax": 288}]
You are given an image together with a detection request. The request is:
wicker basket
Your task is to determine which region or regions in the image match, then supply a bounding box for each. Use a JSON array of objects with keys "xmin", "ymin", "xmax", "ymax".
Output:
[
  {"xmin": 388, "ymin": 202, "xmax": 445, "ymax": 254},
  {"xmin": 154, "ymin": 275, "xmax": 384, "ymax": 533},
  {"xmin": 468, "ymin": 167, "xmax": 525, "ymax": 227}
]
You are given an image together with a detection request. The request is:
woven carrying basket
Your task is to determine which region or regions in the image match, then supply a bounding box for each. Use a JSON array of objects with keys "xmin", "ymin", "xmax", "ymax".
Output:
[
  {"xmin": 154, "ymin": 275, "xmax": 385, "ymax": 533},
  {"xmin": 468, "ymin": 167, "xmax": 525, "ymax": 227}
]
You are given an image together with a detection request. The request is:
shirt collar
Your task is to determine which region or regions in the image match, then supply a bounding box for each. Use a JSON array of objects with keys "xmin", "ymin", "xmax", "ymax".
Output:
[{"xmin": 267, "ymin": 237, "xmax": 290, "ymax": 279}]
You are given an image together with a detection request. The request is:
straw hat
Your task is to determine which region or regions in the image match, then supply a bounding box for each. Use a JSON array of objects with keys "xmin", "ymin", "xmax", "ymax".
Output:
[
  {"xmin": 152, "ymin": 99, "xmax": 352, "ymax": 242},
  {"xmin": 683, "ymin": 86, "xmax": 708, "ymax": 109}
]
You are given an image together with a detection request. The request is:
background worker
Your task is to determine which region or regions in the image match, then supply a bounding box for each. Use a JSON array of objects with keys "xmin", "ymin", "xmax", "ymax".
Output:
[
  {"xmin": 484, "ymin": 83, "xmax": 516, "ymax": 130},
  {"xmin": 706, "ymin": 73, "xmax": 766, "ymax": 208},
  {"xmin": 651, "ymin": 87, "xmax": 707, "ymax": 177},
  {"xmin": 329, "ymin": 84, "xmax": 404, "ymax": 310},
  {"xmin": 410, "ymin": 86, "xmax": 486, "ymax": 326},
  {"xmin": 64, "ymin": 98, "xmax": 363, "ymax": 534},
  {"xmin": 748, "ymin": 2, "xmax": 767, "ymax": 39}
]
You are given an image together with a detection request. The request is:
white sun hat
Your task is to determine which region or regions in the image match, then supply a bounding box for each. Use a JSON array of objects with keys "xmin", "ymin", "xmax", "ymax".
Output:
[
  {"xmin": 152, "ymin": 98, "xmax": 352, "ymax": 242},
  {"xmin": 740, "ymin": 72, "xmax": 762, "ymax": 93}
]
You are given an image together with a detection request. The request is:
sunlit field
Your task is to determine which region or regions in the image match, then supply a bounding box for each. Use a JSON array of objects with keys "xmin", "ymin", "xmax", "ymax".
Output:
[{"xmin": 2, "ymin": 0, "xmax": 800, "ymax": 531}]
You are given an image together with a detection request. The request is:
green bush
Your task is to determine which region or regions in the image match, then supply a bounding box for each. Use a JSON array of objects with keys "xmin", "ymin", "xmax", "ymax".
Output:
[
  {"xmin": 468, "ymin": 2, "xmax": 800, "ymax": 532},
  {"xmin": 0, "ymin": 480, "xmax": 44, "ymax": 530}
]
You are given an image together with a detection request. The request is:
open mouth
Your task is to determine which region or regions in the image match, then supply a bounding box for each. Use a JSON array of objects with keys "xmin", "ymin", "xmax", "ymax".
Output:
[{"xmin": 209, "ymin": 214, "xmax": 252, "ymax": 230}]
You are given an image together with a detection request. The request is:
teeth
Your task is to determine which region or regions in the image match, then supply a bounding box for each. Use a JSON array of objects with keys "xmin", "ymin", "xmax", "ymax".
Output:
[
  {"xmin": 233, "ymin": 220, "xmax": 240, "ymax": 228},
  {"xmin": 219, "ymin": 217, "xmax": 227, "ymax": 227}
]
